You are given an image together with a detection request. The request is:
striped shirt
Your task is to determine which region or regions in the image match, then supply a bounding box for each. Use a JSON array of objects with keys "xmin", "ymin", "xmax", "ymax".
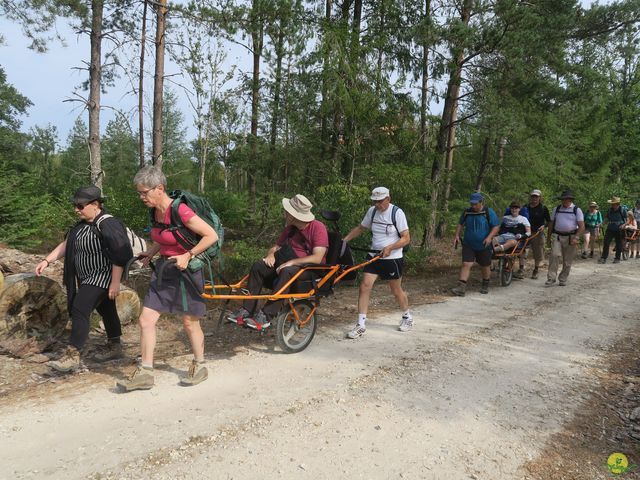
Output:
[{"xmin": 73, "ymin": 224, "xmax": 111, "ymax": 289}]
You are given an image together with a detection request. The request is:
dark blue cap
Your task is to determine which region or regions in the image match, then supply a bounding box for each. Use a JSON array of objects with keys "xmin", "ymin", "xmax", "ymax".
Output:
[{"xmin": 469, "ymin": 192, "xmax": 484, "ymax": 204}]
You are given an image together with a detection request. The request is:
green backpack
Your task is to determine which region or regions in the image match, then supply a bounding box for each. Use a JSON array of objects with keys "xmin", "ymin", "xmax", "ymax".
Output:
[{"xmin": 150, "ymin": 190, "xmax": 224, "ymax": 271}]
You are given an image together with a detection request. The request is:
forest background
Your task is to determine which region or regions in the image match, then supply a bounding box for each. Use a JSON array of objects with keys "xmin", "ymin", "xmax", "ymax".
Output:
[{"xmin": 1, "ymin": 0, "xmax": 639, "ymax": 276}]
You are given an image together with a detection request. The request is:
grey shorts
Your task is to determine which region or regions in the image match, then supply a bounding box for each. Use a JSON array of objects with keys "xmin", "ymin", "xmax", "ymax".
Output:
[{"xmin": 143, "ymin": 258, "xmax": 206, "ymax": 317}]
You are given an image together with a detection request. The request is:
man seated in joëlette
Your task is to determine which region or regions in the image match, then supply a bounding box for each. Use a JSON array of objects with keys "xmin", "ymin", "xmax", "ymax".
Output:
[
  {"xmin": 227, "ymin": 194, "xmax": 329, "ymax": 330},
  {"xmin": 492, "ymin": 201, "xmax": 531, "ymax": 253}
]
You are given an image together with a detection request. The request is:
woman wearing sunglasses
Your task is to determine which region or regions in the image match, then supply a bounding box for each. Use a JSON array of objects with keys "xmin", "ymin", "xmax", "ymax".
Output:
[{"xmin": 35, "ymin": 186, "xmax": 133, "ymax": 372}]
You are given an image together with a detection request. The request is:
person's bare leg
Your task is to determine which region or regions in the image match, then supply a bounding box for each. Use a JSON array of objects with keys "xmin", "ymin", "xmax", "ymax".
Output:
[
  {"xmin": 139, "ymin": 307, "xmax": 161, "ymax": 366},
  {"xmin": 183, "ymin": 315, "xmax": 205, "ymax": 361}
]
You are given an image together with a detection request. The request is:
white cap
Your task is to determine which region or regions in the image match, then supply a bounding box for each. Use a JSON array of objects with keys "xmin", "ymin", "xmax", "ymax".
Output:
[
  {"xmin": 530, "ymin": 189, "xmax": 542, "ymax": 196},
  {"xmin": 370, "ymin": 187, "xmax": 390, "ymax": 201}
]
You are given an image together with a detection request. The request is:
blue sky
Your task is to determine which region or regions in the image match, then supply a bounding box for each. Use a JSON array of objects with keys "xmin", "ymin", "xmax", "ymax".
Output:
[{"xmin": 0, "ymin": 0, "xmax": 603, "ymax": 147}]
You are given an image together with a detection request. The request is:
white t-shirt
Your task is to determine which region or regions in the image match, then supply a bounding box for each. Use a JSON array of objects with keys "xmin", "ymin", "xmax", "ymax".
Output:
[
  {"xmin": 501, "ymin": 214, "xmax": 530, "ymax": 231},
  {"xmin": 361, "ymin": 204, "xmax": 409, "ymax": 259}
]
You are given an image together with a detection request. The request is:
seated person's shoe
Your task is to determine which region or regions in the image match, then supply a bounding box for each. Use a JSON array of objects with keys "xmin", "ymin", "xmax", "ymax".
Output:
[
  {"xmin": 347, "ymin": 324, "xmax": 366, "ymax": 339},
  {"xmin": 48, "ymin": 346, "xmax": 81, "ymax": 373},
  {"xmin": 116, "ymin": 366, "xmax": 154, "ymax": 391},
  {"xmin": 245, "ymin": 310, "xmax": 271, "ymax": 330},
  {"xmin": 180, "ymin": 360, "xmax": 208, "ymax": 386},
  {"xmin": 93, "ymin": 342, "xmax": 124, "ymax": 362},
  {"xmin": 227, "ymin": 307, "xmax": 250, "ymax": 326}
]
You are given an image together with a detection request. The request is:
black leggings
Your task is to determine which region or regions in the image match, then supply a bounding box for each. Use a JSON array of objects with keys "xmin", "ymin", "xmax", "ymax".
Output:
[
  {"xmin": 69, "ymin": 284, "xmax": 122, "ymax": 350},
  {"xmin": 602, "ymin": 229, "xmax": 623, "ymax": 260}
]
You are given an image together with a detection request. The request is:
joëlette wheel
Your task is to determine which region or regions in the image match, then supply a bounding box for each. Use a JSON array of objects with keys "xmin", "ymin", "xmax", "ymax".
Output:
[
  {"xmin": 500, "ymin": 258, "xmax": 513, "ymax": 286},
  {"xmin": 275, "ymin": 299, "xmax": 317, "ymax": 353}
]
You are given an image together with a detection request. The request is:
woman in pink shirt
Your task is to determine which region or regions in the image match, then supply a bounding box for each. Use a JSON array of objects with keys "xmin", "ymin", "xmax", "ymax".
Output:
[{"xmin": 117, "ymin": 166, "xmax": 218, "ymax": 392}]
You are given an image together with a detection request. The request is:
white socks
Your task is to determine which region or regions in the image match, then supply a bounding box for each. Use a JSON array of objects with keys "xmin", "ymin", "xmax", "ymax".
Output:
[{"xmin": 357, "ymin": 313, "xmax": 367, "ymax": 327}]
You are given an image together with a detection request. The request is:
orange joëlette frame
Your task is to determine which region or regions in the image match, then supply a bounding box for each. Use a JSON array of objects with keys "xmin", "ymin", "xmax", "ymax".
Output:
[
  {"xmin": 202, "ymin": 255, "xmax": 381, "ymax": 302},
  {"xmin": 493, "ymin": 227, "xmax": 543, "ymax": 259}
]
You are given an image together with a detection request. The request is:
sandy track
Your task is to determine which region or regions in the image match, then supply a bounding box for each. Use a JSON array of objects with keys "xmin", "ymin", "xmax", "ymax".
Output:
[{"xmin": 2, "ymin": 260, "xmax": 638, "ymax": 479}]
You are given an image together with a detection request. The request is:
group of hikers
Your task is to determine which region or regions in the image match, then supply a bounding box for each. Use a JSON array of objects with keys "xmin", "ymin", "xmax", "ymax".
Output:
[
  {"xmin": 451, "ymin": 189, "xmax": 639, "ymax": 295},
  {"xmin": 35, "ymin": 167, "xmax": 412, "ymax": 392},
  {"xmin": 34, "ymin": 169, "xmax": 634, "ymax": 392}
]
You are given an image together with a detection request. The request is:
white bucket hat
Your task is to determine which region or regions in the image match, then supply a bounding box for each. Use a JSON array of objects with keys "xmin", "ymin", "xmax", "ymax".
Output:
[{"xmin": 282, "ymin": 194, "xmax": 315, "ymax": 222}]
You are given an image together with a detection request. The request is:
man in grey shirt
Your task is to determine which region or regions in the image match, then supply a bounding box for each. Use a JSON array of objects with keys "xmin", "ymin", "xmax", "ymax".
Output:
[{"xmin": 546, "ymin": 190, "xmax": 585, "ymax": 286}]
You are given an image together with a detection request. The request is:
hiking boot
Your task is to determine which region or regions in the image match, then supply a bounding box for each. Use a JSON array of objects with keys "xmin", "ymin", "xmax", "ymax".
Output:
[
  {"xmin": 613, "ymin": 258, "xmax": 620, "ymax": 264},
  {"xmin": 347, "ymin": 324, "xmax": 366, "ymax": 339},
  {"xmin": 479, "ymin": 279, "xmax": 490, "ymax": 294},
  {"xmin": 227, "ymin": 307, "xmax": 250, "ymax": 326},
  {"xmin": 180, "ymin": 360, "xmax": 208, "ymax": 386},
  {"xmin": 558, "ymin": 280, "xmax": 566, "ymax": 286},
  {"xmin": 116, "ymin": 366, "xmax": 154, "ymax": 391},
  {"xmin": 531, "ymin": 267, "xmax": 539, "ymax": 279},
  {"xmin": 398, "ymin": 314, "xmax": 413, "ymax": 332},
  {"xmin": 513, "ymin": 269, "xmax": 525, "ymax": 279},
  {"xmin": 545, "ymin": 278, "xmax": 556, "ymax": 286},
  {"xmin": 244, "ymin": 310, "xmax": 271, "ymax": 331},
  {"xmin": 598, "ymin": 258, "xmax": 606, "ymax": 264},
  {"xmin": 93, "ymin": 342, "xmax": 124, "ymax": 362},
  {"xmin": 581, "ymin": 252, "xmax": 587, "ymax": 259},
  {"xmin": 48, "ymin": 346, "xmax": 81, "ymax": 373},
  {"xmin": 450, "ymin": 284, "xmax": 466, "ymax": 297}
]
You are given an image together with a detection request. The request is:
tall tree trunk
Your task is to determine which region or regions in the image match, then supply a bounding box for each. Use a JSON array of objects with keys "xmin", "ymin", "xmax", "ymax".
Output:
[
  {"xmin": 320, "ymin": 0, "xmax": 332, "ymax": 162},
  {"xmin": 425, "ymin": 0, "xmax": 471, "ymax": 246},
  {"xmin": 437, "ymin": 100, "xmax": 459, "ymax": 237},
  {"xmin": 375, "ymin": 0, "xmax": 386, "ymax": 95},
  {"xmin": 475, "ymin": 136, "xmax": 491, "ymax": 191},
  {"xmin": 151, "ymin": 0, "xmax": 167, "ymax": 169},
  {"xmin": 248, "ymin": 0, "xmax": 263, "ymax": 211},
  {"xmin": 419, "ymin": 0, "xmax": 431, "ymax": 250},
  {"xmin": 88, "ymin": 0, "xmax": 103, "ymax": 188},
  {"xmin": 138, "ymin": 0, "xmax": 148, "ymax": 168}
]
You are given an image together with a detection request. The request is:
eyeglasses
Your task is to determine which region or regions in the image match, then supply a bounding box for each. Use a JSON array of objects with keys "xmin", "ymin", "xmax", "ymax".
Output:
[
  {"xmin": 74, "ymin": 203, "xmax": 88, "ymax": 210},
  {"xmin": 137, "ymin": 186, "xmax": 157, "ymax": 198}
]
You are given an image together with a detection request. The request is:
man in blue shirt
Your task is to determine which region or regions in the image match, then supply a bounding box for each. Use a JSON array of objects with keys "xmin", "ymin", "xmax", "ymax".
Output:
[{"xmin": 451, "ymin": 193, "xmax": 501, "ymax": 296}]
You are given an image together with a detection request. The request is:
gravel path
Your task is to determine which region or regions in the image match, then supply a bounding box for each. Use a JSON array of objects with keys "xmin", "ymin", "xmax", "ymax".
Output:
[{"xmin": 2, "ymin": 260, "xmax": 638, "ymax": 479}]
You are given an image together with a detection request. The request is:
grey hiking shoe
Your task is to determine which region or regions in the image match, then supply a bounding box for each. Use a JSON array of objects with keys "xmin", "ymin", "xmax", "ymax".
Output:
[
  {"xmin": 180, "ymin": 360, "xmax": 208, "ymax": 386},
  {"xmin": 117, "ymin": 366, "xmax": 154, "ymax": 391},
  {"xmin": 545, "ymin": 278, "xmax": 556, "ymax": 286},
  {"xmin": 479, "ymin": 279, "xmax": 490, "ymax": 294},
  {"xmin": 513, "ymin": 269, "xmax": 525, "ymax": 279},
  {"xmin": 245, "ymin": 310, "xmax": 271, "ymax": 331},
  {"xmin": 93, "ymin": 342, "xmax": 124, "ymax": 362},
  {"xmin": 227, "ymin": 307, "xmax": 250, "ymax": 326},
  {"xmin": 48, "ymin": 346, "xmax": 81, "ymax": 373},
  {"xmin": 531, "ymin": 267, "xmax": 539, "ymax": 279},
  {"xmin": 347, "ymin": 324, "xmax": 366, "ymax": 339},
  {"xmin": 398, "ymin": 314, "xmax": 413, "ymax": 332},
  {"xmin": 450, "ymin": 284, "xmax": 466, "ymax": 297}
]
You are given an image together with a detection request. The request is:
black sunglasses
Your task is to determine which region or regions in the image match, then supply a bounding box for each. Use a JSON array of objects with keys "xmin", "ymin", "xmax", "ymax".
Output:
[{"xmin": 74, "ymin": 202, "xmax": 88, "ymax": 210}]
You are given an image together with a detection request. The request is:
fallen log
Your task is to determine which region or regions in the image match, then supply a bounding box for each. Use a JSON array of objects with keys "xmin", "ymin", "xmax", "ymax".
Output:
[
  {"xmin": 0, "ymin": 273, "xmax": 68, "ymax": 341},
  {"xmin": 90, "ymin": 286, "xmax": 141, "ymax": 326}
]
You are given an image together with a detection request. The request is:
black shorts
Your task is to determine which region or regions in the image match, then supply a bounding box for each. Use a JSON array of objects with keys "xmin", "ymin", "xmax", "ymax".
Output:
[
  {"xmin": 363, "ymin": 255, "xmax": 404, "ymax": 280},
  {"xmin": 461, "ymin": 244, "xmax": 492, "ymax": 267}
]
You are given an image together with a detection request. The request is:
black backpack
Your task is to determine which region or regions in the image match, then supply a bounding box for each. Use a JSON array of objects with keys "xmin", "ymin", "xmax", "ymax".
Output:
[{"xmin": 369, "ymin": 205, "xmax": 410, "ymax": 252}]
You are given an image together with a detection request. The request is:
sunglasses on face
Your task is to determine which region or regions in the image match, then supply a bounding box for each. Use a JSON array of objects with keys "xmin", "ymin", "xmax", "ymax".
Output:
[{"xmin": 74, "ymin": 203, "xmax": 88, "ymax": 210}]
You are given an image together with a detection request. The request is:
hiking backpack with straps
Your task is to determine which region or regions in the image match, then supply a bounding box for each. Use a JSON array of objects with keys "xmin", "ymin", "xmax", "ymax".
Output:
[
  {"xmin": 95, "ymin": 214, "xmax": 147, "ymax": 258},
  {"xmin": 369, "ymin": 205, "xmax": 410, "ymax": 252},
  {"xmin": 150, "ymin": 190, "xmax": 224, "ymax": 271},
  {"xmin": 462, "ymin": 207, "xmax": 491, "ymax": 224}
]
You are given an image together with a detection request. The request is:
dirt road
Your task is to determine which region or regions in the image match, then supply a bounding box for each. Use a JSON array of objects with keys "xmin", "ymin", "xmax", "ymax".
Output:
[{"xmin": 2, "ymin": 260, "xmax": 639, "ymax": 479}]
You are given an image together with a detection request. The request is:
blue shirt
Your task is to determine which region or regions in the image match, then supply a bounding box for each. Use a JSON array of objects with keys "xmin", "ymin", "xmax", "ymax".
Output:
[{"xmin": 459, "ymin": 207, "xmax": 501, "ymax": 250}]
